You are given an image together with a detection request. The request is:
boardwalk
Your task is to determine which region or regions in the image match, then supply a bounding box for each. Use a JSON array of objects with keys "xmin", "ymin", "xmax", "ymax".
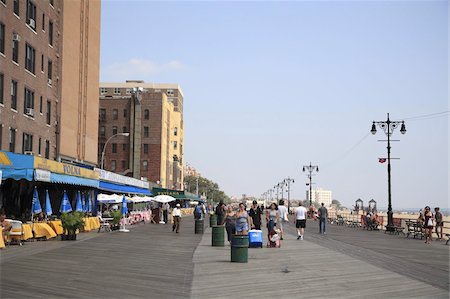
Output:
[{"xmin": 0, "ymin": 217, "xmax": 448, "ymax": 298}]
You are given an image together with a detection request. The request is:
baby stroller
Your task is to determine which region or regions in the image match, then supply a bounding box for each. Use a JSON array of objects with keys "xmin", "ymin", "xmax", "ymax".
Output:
[{"xmin": 267, "ymin": 219, "xmax": 281, "ymax": 248}]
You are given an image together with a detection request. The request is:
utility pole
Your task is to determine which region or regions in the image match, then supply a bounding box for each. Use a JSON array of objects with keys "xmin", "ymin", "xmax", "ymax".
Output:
[
  {"xmin": 284, "ymin": 177, "xmax": 294, "ymax": 213},
  {"xmin": 303, "ymin": 162, "xmax": 319, "ymax": 207},
  {"xmin": 371, "ymin": 113, "xmax": 406, "ymax": 231},
  {"xmin": 274, "ymin": 185, "xmax": 280, "ymax": 201}
]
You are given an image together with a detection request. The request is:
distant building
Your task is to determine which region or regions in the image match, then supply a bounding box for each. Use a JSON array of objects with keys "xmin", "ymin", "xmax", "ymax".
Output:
[
  {"xmin": 98, "ymin": 81, "xmax": 184, "ymax": 190},
  {"xmin": 184, "ymin": 164, "xmax": 201, "ymax": 177},
  {"xmin": 306, "ymin": 188, "xmax": 332, "ymax": 207}
]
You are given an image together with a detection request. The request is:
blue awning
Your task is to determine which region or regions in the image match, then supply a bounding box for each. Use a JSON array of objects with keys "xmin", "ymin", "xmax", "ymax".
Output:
[
  {"xmin": 51, "ymin": 173, "xmax": 99, "ymax": 188},
  {"xmin": 98, "ymin": 181, "xmax": 152, "ymax": 196},
  {"xmin": 0, "ymin": 168, "xmax": 34, "ymax": 181}
]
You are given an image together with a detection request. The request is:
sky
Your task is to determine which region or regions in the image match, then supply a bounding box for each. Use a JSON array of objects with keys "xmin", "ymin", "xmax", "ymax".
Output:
[{"xmin": 100, "ymin": 0, "xmax": 448, "ymax": 210}]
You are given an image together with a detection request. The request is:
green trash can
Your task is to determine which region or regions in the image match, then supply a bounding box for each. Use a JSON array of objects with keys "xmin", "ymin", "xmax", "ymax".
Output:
[
  {"xmin": 231, "ymin": 234, "xmax": 249, "ymax": 263},
  {"xmin": 195, "ymin": 219, "xmax": 204, "ymax": 234},
  {"xmin": 212, "ymin": 225, "xmax": 225, "ymax": 247},
  {"xmin": 210, "ymin": 214, "xmax": 218, "ymax": 227}
]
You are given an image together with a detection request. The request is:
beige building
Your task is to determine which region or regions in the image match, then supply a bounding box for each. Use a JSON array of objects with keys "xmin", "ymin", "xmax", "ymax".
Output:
[
  {"xmin": 98, "ymin": 81, "xmax": 184, "ymax": 190},
  {"xmin": 307, "ymin": 188, "xmax": 333, "ymax": 207}
]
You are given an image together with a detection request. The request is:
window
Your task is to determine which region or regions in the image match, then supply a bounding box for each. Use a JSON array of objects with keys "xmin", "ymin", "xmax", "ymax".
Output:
[
  {"xmin": 112, "ymin": 143, "xmax": 117, "ymax": 153},
  {"xmin": 144, "ymin": 109, "xmax": 149, "ymax": 120},
  {"xmin": 143, "ymin": 144, "xmax": 149, "ymax": 154},
  {"xmin": 0, "ymin": 23, "xmax": 4, "ymax": 55},
  {"xmin": 111, "ymin": 160, "xmax": 116, "ymax": 171},
  {"xmin": 100, "ymin": 87, "xmax": 107, "ymax": 94},
  {"xmin": 38, "ymin": 137, "xmax": 41, "ymax": 155},
  {"xmin": 100, "ymin": 108, "xmax": 106, "ymax": 120},
  {"xmin": 9, "ymin": 128, "xmax": 16, "ymax": 152},
  {"xmin": 26, "ymin": 0, "xmax": 37, "ymax": 30},
  {"xmin": 113, "ymin": 88, "xmax": 120, "ymax": 95},
  {"xmin": 48, "ymin": 21, "xmax": 53, "ymax": 45},
  {"xmin": 144, "ymin": 126, "xmax": 149, "ymax": 137},
  {"xmin": 167, "ymin": 89, "xmax": 174, "ymax": 96},
  {"xmin": 13, "ymin": 0, "xmax": 19, "ymax": 16},
  {"xmin": 25, "ymin": 43, "xmax": 36, "ymax": 73},
  {"xmin": 47, "ymin": 60, "xmax": 52, "ymax": 82},
  {"xmin": 49, "ymin": 0, "xmax": 54, "ymax": 6},
  {"xmin": 0, "ymin": 73, "xmax": 3, "ymax": 104},
  {"xmin": 24, "ymin": 88, "xmax": 34, "ymax": 114},
  {"xmin": 99, "ymin": 126, "xmax": 105, "ymax": 137},
  {"xmin": 11, "ymin": 80, "xmax": 17, "ymax": 109},
  {"xmin": 174, "ymin": 141, "xmax": 178, "ymax": 150},
  {"xmin": 123, "ymin": 109, "xmax": 127, "ymax": 118},
  {"xmin": 122, "ymin": 143, "xmax": 126, "ymax": 151},
  {"xmin": 22, "ymin": 133, "xmax": 33, "ymax": 153},
  {"xmin": 121, "ymin": 160, "xmax": 126, "ymax": 170},
  {"xmin": 112, "ymin": 109, "xmax": 118, "ymax": 120},
  {"xmin": 42, "ymin": 14, "xmax": 45, "ymax": 31},
  {"xmin": 174, "ymin": 127, "xmax": 178, "ymax": 136},
  {"xmin": 142, "ymin": 160, "xmax": 148, "ymax": 171},
  {"xmin": 12, "ymin": 36, "xmax": 19, "ymax": 63},
  {"xmin": 46, "ymin": 100, "xmax": 51, "ymax": 125},
  {"xmin": 45, "ymin": 140, "xmax": 49, "ymax": 158},
  {"xmin": 112, "ymin": 126, "xmax": 117, "ymax": 135},
  {"xmin": 122, "ymin": 126, "xmax": 127, "ymax": 133},
  {"xmin": 125, "ymin": 88, "xmax": 132, "ymax": 94},
  {"xmin": 39, "ymin": 96, "xmax": 42, "ymax": 113}
]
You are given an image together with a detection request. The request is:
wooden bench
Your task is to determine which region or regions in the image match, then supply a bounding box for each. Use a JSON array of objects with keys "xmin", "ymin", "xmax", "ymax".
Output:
[{"xmin": 384, "ymin": 226, "xmax": 405, "ymax": 235}]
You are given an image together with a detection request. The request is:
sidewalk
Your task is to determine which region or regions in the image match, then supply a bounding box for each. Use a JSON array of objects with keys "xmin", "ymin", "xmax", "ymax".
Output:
[{"xmin": 191, "ymin": 226, "xmax": 448, "ymax": 299}]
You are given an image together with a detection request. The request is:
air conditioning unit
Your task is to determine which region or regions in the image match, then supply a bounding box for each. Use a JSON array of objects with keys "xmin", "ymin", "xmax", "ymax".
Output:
[
  {"xmin": 24, "ymin": 151, "xmax": 34, "ymax": 156},
  {"xmin": 26, "ymin": 108, "xmax": 34, "ymax": 117},
  {"xmin": 12, "ymin": 33, "xmax": 21, "ymax": 42},
  {"xmin": 28, "ymin": 19, "xmax": 35, "ymax": 28},
  {"xmin": 47, "ymin": 78, "xmax": 52, "ymax": 85}
]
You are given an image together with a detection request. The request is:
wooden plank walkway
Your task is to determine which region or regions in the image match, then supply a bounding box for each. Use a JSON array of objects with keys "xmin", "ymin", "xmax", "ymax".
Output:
[
  {"xmin": 191, "ymin": 223, "xmax": 449, "ymax": 299},
  {"xmin": 0, "ymin": 217, "xmax": 201, "ymax": 299}
]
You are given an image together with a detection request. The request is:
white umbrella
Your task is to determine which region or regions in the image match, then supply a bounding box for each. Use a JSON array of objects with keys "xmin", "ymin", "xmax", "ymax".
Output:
[{"xmin": 152, "ymin": 195, "xmax": 176, "ymax": 203}]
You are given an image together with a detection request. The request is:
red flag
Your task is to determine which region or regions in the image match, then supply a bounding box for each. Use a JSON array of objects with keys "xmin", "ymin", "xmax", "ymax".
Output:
[{"xmin": 379, "ymin": 158, "xmax": 387, "ymax": 163}]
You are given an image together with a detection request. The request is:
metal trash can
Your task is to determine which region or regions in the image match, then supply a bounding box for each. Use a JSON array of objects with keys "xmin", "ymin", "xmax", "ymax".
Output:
[
  {"xmin": 231, "ymin": 234, "xmax": 249, "ymax": 263},
  {"xmin": 212, "ymin": 225, "xmax": 225, "ymax": 247},
  {"xmin": 210, "ymin": 214, "xmax": 218, "ymax": 227},
  {"xmin": 195, "ymin": 219, "xmax": 204, "ymax": 234}
]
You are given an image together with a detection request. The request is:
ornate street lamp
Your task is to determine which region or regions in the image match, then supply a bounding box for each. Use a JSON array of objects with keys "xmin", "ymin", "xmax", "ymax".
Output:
[{"xmin": 303, "ymin": 162, "xmax": 319, "ymax": 206}]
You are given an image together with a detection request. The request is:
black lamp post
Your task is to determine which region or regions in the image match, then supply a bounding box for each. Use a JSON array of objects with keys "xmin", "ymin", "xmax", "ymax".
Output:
[
  {"xmin": 303, "ymin": 162, "xmax": 319, "ymax": 206},
  {"xmin": 284, "ymin": 177, "xmax": 294, "ymax": 213},
  {"xmin": 371, "ymin": 113, "xmax": 406, "ymax": 231}
]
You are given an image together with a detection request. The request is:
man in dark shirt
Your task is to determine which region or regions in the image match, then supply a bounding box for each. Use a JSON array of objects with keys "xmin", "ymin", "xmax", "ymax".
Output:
[
  {"xmin": 249, "ymin": 200, "xmax": 262, "ymax": 230},
  {"xmin": 318, "ymin": 203, "xmax": 328, "ymax": 234}
]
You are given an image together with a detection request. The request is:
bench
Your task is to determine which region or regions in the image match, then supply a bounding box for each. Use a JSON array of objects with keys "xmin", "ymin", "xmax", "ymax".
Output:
[{"xmin": 384, "ymin": 226, "xmax": 405, "ymax": 235}]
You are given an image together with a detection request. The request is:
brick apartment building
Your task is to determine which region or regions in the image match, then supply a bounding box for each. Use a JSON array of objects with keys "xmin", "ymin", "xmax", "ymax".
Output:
[
  {"xmin": 99, "ymin": 81, "xmax": 184, "ymax": 190},
  {"xmin": 0, "ymin": 0, "xmax": 101, "ymax": 166}
]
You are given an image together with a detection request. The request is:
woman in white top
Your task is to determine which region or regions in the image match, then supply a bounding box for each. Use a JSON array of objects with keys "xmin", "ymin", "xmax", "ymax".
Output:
[{"xmin": 277, "ymin": 200, "xmax": 288, "ymax": 240}]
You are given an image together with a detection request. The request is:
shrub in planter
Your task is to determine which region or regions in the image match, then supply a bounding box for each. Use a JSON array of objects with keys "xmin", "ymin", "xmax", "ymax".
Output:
[
  {"xmin": 61, "ymin": 212, "xmax": 85, "ymax": 240},
  {"xmin": 110, "ymin": 210, "xmax": 122, "ymax": 231}
]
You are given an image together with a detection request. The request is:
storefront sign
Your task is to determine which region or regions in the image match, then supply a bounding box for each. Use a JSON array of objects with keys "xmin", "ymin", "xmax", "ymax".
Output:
[
  {"xmin": 95, "ymin": 168, "xmax": 149, "ymax": 189},
  {"xmin": 34, "ymin": 157, "xmax": 99, "ymax": 180},
  {"xmin": 35, "ymin": 169, "xmax": 51, "ymax": 182},
  {"xmin": 153, "ymin": 187, "xmax": 183, "ymax": 196}
]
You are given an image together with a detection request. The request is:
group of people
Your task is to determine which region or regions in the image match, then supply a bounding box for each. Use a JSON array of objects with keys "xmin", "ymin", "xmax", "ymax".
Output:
[{"xmin": 419, "ymin": 206, "xmax": 444, "ymax": 244}]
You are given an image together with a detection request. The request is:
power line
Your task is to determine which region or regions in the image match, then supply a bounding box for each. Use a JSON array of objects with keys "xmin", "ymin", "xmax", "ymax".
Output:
[
  {"xmin": 323, "ymin": 132, "xmax": 371, "ymax": 167},
  {"xmin": 402, "ymin": 111, "xmax": 449, "ymax": 120}
]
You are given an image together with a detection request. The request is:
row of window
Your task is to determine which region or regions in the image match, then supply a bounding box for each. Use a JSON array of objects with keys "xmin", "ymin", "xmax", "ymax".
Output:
[
  {"xmin": 0, "ymin": 73, "xmax": 52, "ymax": 124},
  {"xmin": 99, "ymin": 108, "xmax": 151, "ymax": 120},
  {"xmin": 0, "ymin": 126, "xmax": 50, "ymax": 158},
  {"xmin": 99, "ymin": 88, "xmax": 175, "ymax": 96},
  {"xmin": 0, "ymin": 22, "xmax": 54, "ymax": 82},
  {"xmin": 99, "ymin": 126, "xmax": 129, "ymax": 137},
  {"xmin": 109, "ymin": 160, "xmax": 148, "ymax": 172}
]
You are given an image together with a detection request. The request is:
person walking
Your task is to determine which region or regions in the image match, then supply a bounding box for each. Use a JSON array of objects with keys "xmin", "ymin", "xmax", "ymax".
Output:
[
  {"xmin": 162, "ymin": 202, "xmax": 170, "ymax": 224},
  {"xmin": 172, "ymin": 203, "xmax": 182, "ymax": 233},
  {"xmin": 295, "ymin": 202, "xmax": 308, "ymax": 240},
  {"xmin": 278, "ymin": 200, "xmax": 288, "ymax": 240},
  {"xmin": 235, "ymin": 203, "xmax": 250, "ymax": 235},
  {"xmin": 434, "ymin": 207, "xmax": 443, "ymax": 240},
  {"xmin": 194, "ymin": 202, "xmax": 203, "ymax": 220},
  {"xmin": 223, "ymin": 205, "xmax": 236, "ymax": 243},
  {"xmin": 215, "ymin": 200, "xmax": 226, "ymax": 226},
  {"xmin": 318, "ymin": 203, "xmax": 328, "ymax": 234},
  {"xmin": 419, "ymin": 206, "xmax": 434, "ymax": 244},
  {"xmin": 249, "ymin": 200, "xmax": 262, "ymax": 230},
  {"xmin": 266, "ymin": 203, "xmax": 279, "ymax": 236}
]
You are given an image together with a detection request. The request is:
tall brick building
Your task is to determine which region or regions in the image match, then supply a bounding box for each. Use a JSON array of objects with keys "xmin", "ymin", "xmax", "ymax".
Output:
[
  {"xmin": 0, "ymin": 0, "xmax": 101, "ymax": 166},
  {"xmin": 99, "ymin": 81, "xmax": 184, "ymax": 190}
]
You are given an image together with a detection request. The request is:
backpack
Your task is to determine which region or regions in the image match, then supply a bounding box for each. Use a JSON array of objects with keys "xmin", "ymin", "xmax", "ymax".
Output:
[{"xmin": 195, "ymin": 205, "xmax": 202, "ymax": 218}]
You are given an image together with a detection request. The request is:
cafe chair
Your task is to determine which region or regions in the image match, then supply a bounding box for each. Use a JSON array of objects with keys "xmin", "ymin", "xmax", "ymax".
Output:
[{"xmin": 8, "ymin": 220, "xmax": 24, "ymax": 246}]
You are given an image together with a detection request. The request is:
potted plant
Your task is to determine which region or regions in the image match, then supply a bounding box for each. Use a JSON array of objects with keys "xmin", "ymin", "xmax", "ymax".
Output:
[
  {"xmin": 110, "ymin": 210, "xmax": 122, "ymax": 231},
  {"xmin": 61, "ymin": 212, "xmax": 85, "ymax": 240}
]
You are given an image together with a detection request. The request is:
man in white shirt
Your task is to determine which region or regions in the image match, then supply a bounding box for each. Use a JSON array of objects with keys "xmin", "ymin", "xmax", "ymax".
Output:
[
  {"xmin": 295, "ymin": 202, "xmax": 308, "ymax": 240},
  {"xmin": 277, "ymin": 200, "xmax": 288, "ymax": 240},
  {"xmin": 172, "ymin": 204, "xmax": 182, "ymax": 233}
]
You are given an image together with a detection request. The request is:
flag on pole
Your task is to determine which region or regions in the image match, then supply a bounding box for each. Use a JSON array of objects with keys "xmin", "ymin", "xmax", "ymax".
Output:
[{"xmin": 379, "ymin": 158, "xmax": 387, "ymax": 163}]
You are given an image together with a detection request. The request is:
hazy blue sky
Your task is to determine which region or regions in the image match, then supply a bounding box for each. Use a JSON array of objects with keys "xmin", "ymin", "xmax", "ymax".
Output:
[{"xmin": 100, "ymin": 0, "xmax": 448, "ymax": 209}]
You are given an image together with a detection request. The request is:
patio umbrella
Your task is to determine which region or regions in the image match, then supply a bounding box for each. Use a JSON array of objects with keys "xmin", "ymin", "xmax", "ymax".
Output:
[
  {"xmin": 32, "ymin": 187, "xmax": 43, "ymax": 215},
  {"xmin": 59, "ymin": 190, "xmax": 73, "ymax": 213},
  {"xmin": 152, "ymin": 195, "xmax": 176, "ymax": 204},
  {"xmin": 82, "ymin": 193, "xmax": 87, "ymax": 213},
  {"xmin": 45, "ymin": 190, "xmax": 53, "ymax": 216},
  {"xmin": 75, "ymin": 191, "xmax": 83, "ymax": 212},
  {"xmin": 87, "ymin": 193, "xmax": 92, "ymax": 213}
]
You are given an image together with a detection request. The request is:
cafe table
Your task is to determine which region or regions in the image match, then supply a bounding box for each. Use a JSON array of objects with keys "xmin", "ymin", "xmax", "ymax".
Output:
[
  {"xmin": 83, "ymin": 217, "xmax": 92, "ymax": 232},
  {"xmin": 21, "ymin": 223, "xmax": 33, "ymax": 240},
  {"xmin": 32, "ymin": 222, "xmax": 57, "ymax": 239},
  {"xmin": 88, "ymin": 217, "xmax": 100, "ymax": 230},
  {"xmin": 47, "ymin": 220, "xmax": 64, "ymax": 235}
]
